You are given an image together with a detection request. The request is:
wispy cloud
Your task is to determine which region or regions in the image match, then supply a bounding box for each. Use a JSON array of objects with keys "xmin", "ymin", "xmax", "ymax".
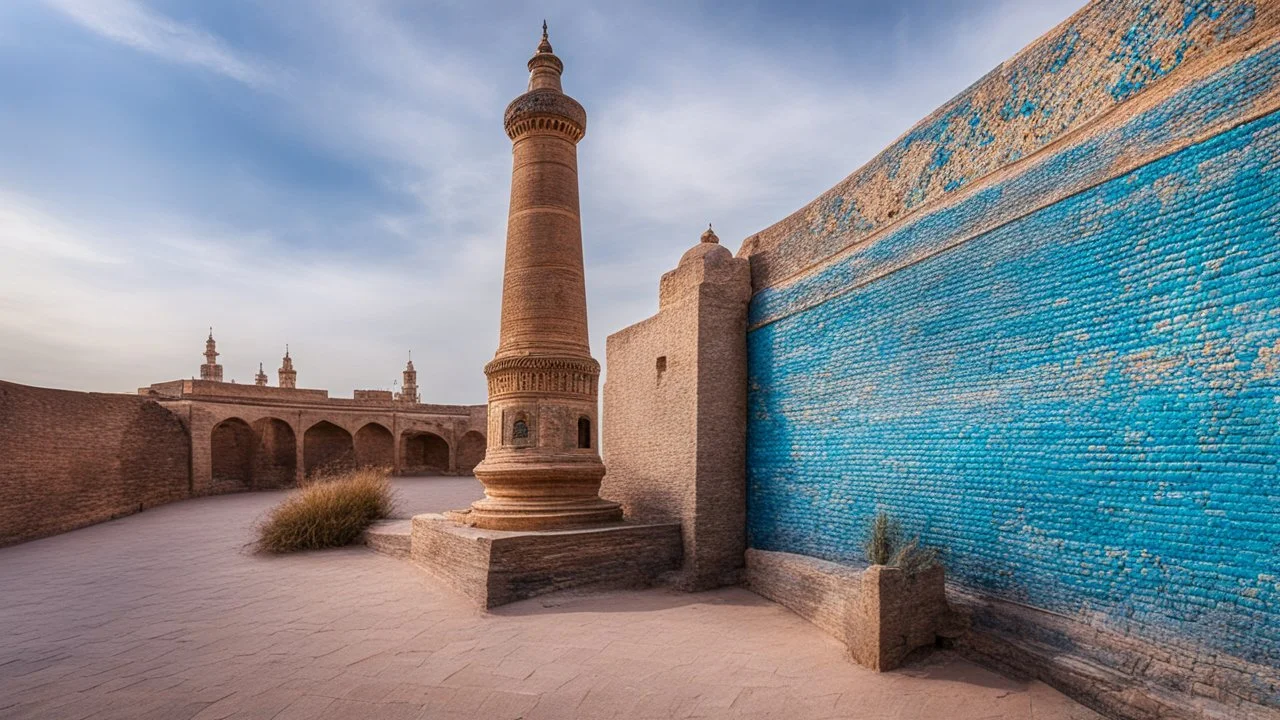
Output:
[
  {"xmin": 44, "ymin": 0, "xmax": 281, "ymax": 88},
  {"xmin": 3, "ymin": 0, "xmax": 1083, "ymax": 399}
]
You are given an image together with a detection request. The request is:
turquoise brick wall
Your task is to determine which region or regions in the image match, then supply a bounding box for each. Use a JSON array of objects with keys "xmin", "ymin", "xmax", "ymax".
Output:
[{"xmin": 746, "ymin": 53, "xmax": 1280, "ymax": 668}]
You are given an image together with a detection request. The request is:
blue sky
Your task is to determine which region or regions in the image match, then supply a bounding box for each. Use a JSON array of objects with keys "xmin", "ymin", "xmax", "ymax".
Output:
[{"xmin": 0, "ymin": 0, "xmax": 1083, "ymax": 401}]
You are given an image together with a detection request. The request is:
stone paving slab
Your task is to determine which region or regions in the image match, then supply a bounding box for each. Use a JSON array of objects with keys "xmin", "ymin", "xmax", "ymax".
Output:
[{"xmin": 0, "ymin": 477, "xmax": 1103, "ymax": 719}]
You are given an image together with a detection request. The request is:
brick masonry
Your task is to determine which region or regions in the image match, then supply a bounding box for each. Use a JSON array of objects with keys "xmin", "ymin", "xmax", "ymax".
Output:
[
  {"xmin": 410, "ymin": 513, "xmax": 683, "ymax": 608},
  {"xmin": 745, "ymin": 549, "xmax": 946, "ymax": 672},
  {"xmin": 602, "ymin": 231, "xmax": 752, "ymax": 590},
  {"xmin": 0, "ymin": 378, "xmax": 487, "ymax": 545},
  {"xmin": 0, "ymin": 381, "xmax": 191, "ymax": 547},
  {"xmin": 739, "ymin": 1, "xmax": 1280, "ymax": 716}
]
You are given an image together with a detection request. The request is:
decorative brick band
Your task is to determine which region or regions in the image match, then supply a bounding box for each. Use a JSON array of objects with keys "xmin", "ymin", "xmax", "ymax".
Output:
[
  {"xmin": 483, "ymin": 356, "xmax": 600, "ymax": 398},
  {"xmin": 504, "ymin": 90, "xmax": 587, "ymax": 142}
]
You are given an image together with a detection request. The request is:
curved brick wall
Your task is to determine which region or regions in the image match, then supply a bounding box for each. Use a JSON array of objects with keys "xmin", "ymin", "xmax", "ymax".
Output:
[
  {"xmin": 743, "ymin": 0, "xmax": 1279, "ymax": 713},
  {"xmin": 0, "ymin": 381, "xmax": 191, "ymax": 547}
]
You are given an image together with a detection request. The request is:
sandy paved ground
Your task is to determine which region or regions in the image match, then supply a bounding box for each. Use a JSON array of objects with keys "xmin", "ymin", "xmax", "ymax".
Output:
[{"xmin": 0, "ymin": 476, "xmax": 1102, "ymax": 719}]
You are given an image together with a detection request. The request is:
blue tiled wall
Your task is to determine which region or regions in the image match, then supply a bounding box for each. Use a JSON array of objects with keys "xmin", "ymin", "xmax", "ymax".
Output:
[{"xmin": 746, "ymin": 100, "xmax": 1280, "ymax": 669}]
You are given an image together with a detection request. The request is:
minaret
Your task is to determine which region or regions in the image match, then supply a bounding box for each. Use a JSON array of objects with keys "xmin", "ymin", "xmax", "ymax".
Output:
[
  {"xmin": 278, "ymin": 346, "xmax": 297, "ymax": 389},
  {"xmin": 254, "ymin": 362, "xmax": 268, "ymax": 386},
  {"xmin": 399, "ymin": 354, "xmax": 419, "ymax": 404},
  {"xmin": 200, "ymin": 328, "xmax": 223, "ymax": 382},
  {"xmin": 465, "ymin": 23, "xmax": 620, "ymax": 530}
]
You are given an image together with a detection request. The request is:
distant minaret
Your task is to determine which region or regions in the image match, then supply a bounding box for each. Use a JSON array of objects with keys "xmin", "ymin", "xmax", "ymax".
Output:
[
  {"xmin": 278, "ymin": 346, "xmax": 297, "ymax": 389},
  {"xmin": 254, "ymin": 362, "xmax": 268, "ymax": 386},
  {"xmin": 399, "ymin": 353, "xmax": 419, "ymax": 403},
  {"xmin": 200, "ymin": 328, "xmax": 224, "ymax": 382}
]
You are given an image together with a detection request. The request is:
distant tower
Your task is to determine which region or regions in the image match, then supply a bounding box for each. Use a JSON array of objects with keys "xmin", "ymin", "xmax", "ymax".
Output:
[
  {"xmin": 466, "ymin": 23, "xmax": 620, "ymax": 530},
  {"xmin": 278, "ymin": 346, "xmax": 297, "ymax": 389},
  {"xmin": 200, "ymin": 328, "xmax": 224, "ymax": 382},
  {"xmin": 400, "ymin": 353, "xmax": 419, "ymax": 403},
  {"xmin": 254, "ymin": 362, "xmax": 268, "ymax": 386}
]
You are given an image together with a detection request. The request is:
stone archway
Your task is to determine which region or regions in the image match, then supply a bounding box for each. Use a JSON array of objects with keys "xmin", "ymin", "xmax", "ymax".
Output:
[
  {"xmin": 456, "ymin": 431, "xmax": 486, "ymax": 474},
  {"xmin": 354, "ymin": 423, "xmax": 394, "ymax": 469},
  {"xmin": 401, "ymin": 431, "xmax": 450, "ymax": 474},
  {"xmin": 252, "ymin": 418, "xmax": 296, "ymax": 488},
  {"xmin": 303, "ymin": 421, "xmax": 354, "ymax": 477},
  {"xmin": 211, "ymin": 418, "xmax": 254, "ymax": 491}
]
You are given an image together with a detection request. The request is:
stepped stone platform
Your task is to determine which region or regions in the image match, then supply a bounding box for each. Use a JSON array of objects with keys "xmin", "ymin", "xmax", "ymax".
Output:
[
  {"xmin": 411, "ymin": 514, "xmax": 683, "ymax": 609},
  {"xmin": 362, "ymin": 519, "xmax": 412, "ymax": 559}
]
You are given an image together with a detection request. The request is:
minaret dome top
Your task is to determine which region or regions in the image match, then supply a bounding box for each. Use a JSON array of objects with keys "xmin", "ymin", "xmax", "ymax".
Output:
[{"xmin": 504, "ymin": 21, "xmax": 586, "ymax": 142}]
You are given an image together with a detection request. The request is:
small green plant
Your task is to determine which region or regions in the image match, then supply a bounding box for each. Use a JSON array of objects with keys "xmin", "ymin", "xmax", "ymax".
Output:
[
  {"xmin": 863, "ymin": 511, "xmax": 939, "ymax": 575},
  {"xmin": 256, "ymin": 467, "xmax": 397, "ymax": 553}
]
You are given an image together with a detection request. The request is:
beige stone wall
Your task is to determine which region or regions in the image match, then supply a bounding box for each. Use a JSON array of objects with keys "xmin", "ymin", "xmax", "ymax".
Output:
[
  {"xmin": 745, "ymin": 549, "xmax": 946, "ymax": 672},
  {"xmin": 602, "ymin": 238, "xmax": 750, "ymax": 590}
]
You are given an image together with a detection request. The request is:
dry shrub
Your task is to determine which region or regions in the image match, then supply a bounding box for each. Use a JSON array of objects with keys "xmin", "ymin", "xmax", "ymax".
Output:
[
  {"xmin": 256, "ymin": 467, "xmax": 396, "ymax": 553},
  {"xmin": 863, "ymin": 511, "xmax": 939, "ymax": 575}
]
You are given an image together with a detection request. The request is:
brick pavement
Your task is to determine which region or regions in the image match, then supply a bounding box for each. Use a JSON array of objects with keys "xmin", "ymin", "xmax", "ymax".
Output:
[{"xmin": 0, "ymin": 477, "xmax": 1101, "ymax": 719}]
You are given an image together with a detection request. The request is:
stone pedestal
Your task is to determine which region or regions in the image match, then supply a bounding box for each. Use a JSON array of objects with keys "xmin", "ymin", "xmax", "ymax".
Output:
[{"xmin": 411, "ymin": 514, "xmax": 682, "ymax": 609}]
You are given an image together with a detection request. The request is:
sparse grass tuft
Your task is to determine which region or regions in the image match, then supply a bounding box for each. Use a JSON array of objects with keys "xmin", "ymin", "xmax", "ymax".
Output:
[
  {"xmin": 863, "ymin": 511, "xmax": 940, "ymax": 575},
  {"xmin": 256, "ymin": 467, "xmax": 396, "ymax": 553},
  {"xmin": 864, "ymin": 511, "xmax": 903, "ymax": 565}
]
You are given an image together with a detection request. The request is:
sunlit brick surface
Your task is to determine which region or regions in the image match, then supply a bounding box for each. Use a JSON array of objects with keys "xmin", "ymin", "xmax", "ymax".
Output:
[{"xmin": 0, "ymin": 478, "xmax": 1098, "ymax": 720}]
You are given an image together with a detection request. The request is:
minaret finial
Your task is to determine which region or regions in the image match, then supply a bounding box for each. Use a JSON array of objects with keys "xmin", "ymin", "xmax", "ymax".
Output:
[
  {"xmin": 208, "ymin": 326, "xmax": 213, "ymax": 340},
  {"xmin": 536, "ymin": 19, "xmax": 553, "ymax": 54}
]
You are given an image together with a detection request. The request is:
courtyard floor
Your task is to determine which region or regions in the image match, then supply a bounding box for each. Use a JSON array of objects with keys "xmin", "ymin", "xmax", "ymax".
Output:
[{"xmin": 0, "ymin": 476, "xmax": 1102, "ymax": 720}]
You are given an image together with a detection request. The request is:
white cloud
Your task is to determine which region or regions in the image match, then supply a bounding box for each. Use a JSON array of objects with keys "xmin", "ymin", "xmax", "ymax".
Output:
[
  {"xmin": 7, "ymin": 0, "xmax": 1082, "ymax": 401},
  {"xmin": 44, "ymin": 0, "xmax": 280, "ymax": 89}
]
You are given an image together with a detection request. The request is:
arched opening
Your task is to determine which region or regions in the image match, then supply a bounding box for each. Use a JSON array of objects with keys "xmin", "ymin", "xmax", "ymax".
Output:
[
  {"xmin": 354, "ymin": 423, "xmax": 394, "ymax": 468},
  {"xmin": 252, "ymin": 418, "xmax": 296, "ymax": 488},
  {"xmin": 303, "ymin": 421, "xmax": 354, "ymax": 477},
  {"xmin": 578, "ymin": 417, "xmax": 591, "ymax": 449},
  {"xmin": 401, "ymin": 431, "xmax": 450, "ymax": 474},
  {"xmin": 456, "ymin": 431, "xmax": 486, "ymax": 473},
  {"xmin": 211, "ymin": 418, "xmax": 254, "ymax": 491}
]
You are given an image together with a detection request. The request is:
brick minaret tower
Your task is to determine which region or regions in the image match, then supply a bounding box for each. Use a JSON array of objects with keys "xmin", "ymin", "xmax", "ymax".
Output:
[
  {"xmin": 254, "ymin": 362, "xmax": 268, "ymax": 386},
  {"xmin": 200, "ymin": 328, "xmax": 223, "ymax": 382},
  {"xmin": 399, "ymin": 354, "xmax": 419, "ymax": 404},
  {"xmin": 466, "ymin": 23, "xmax": 621, "ymax": 530},
  {"xmin": 277, "ymin": 346, "xmax": 297, "ymax": 389}
]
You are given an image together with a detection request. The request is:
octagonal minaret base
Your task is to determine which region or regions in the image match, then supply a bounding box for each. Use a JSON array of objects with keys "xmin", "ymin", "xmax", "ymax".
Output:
[
  {"xmin": 460, "ymin": 24, "xmax": 620, "ymax": 531},
  {"xmin": 460, "ymin": 448, "xmax": 618, "ymax": 530},
  {"xmin": 461, "ymin": 355, "xmax": 621, "ymax": 530}
]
